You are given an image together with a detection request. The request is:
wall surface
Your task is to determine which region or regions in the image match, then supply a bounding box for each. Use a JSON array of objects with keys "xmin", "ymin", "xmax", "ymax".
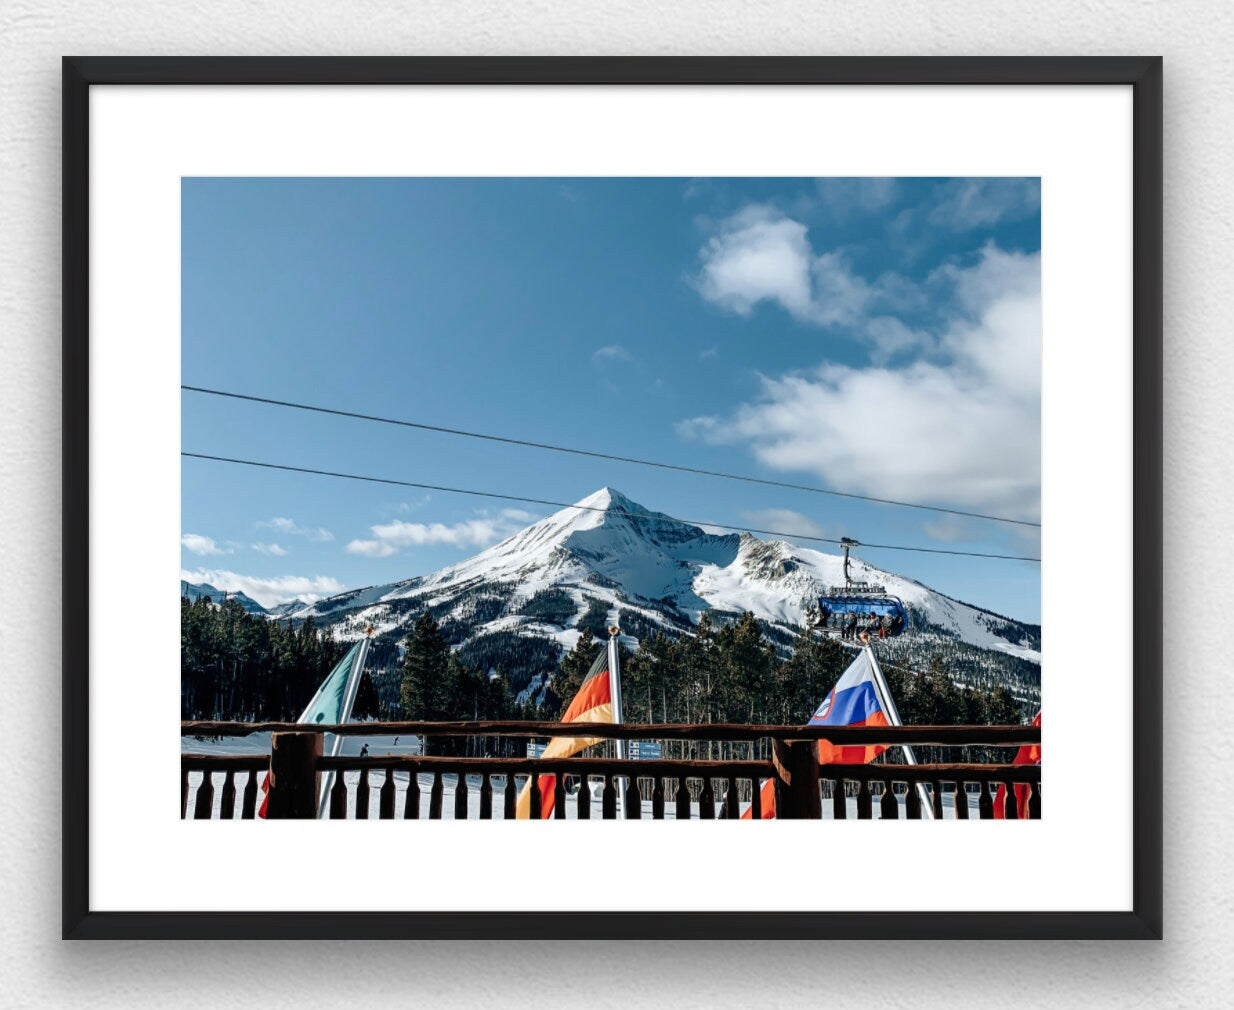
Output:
[{"xmin": 1, "ymin": 2, "xmax": 1228, "ymax": 1006}]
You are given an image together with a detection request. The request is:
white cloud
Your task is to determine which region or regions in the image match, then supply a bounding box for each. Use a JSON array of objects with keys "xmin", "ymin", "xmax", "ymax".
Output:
[
  {"xmin": 346, "ymin": 539, "xmax": 398, "ymax": 558},
  {"xmin": 681, "ymin": 245, "xmax": 1041, "ymax": 522},
  {"xmin": 256, "ymin": 516, "xmax": 334, "ymax": 542},
  {"xmin": 354, "ymin": 509, "xmax": 537, "ymax": 557},
  {"xmin": 593, "ymin": 344, "xmax": 633, "ymax": 362},
  {"xmin": 740, "ymin": 509, "xmax": 826, "ymax": 539},
  {"xmin": 181, "ymin": 533, "xmax": 231, "ymax": 556},
  {"xmin": 180, "ymin": 568, "xmax": 345, "ymax": 608},
  {"xmin": 700, "ymin": 346, "xmax": 719, "ymax": 360},
  {"xmin": 370, "ymin": 518, "xmax": 513, "ymax": 549},
  {"xmin": 928, "ymin": 178, "xmax": 1040, "ymax": 230},
  {"xmin": 695, "ymin": 206, "xmax": 816, "ymax": 320},
  {"xmin": 693, "ymin": 206, "xmax": 921, "ymax": 347},
  {"xmin": 251, "ymin": 542, "xmax": 288, "ymax": 557}
]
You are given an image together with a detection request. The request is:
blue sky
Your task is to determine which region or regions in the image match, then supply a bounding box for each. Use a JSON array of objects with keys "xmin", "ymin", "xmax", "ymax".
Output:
[{"xmin": 182, "ymin": 177, "xmax": 1041, "ymax": 621}]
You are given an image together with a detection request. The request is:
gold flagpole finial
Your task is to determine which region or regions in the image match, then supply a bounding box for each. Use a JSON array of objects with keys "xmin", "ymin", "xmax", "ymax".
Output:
[{"xmin": 607, "ymin": 625, "xmax": 620, "ymax": 639}]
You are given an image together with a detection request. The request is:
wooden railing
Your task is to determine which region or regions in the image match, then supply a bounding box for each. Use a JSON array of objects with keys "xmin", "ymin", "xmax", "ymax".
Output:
[
  {"xmin": 180, "ymin": 754, "xmax": 267, "ymax": 819},
  {"xmin": 181, "ymin": 720, "xmax": 1040, "ymax": 821}
]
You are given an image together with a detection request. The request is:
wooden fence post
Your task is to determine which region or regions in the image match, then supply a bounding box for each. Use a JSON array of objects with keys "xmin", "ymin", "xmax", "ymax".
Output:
[
  {"xmin": 266, "ymin": 731, "xmax": 322, "ymax": 819},
  {"xmin": 771, "ymin": 738, "xmax": 822, "ymax": 819}
]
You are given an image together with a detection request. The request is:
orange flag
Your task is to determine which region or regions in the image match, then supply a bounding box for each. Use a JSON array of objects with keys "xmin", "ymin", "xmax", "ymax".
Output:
[{"xmin": 516, "ymin": 647, "xmax": 614, "ymax": 818}]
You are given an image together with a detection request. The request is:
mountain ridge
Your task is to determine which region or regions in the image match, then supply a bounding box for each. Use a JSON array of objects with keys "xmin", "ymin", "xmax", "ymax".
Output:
[
  {"xmin": 282, "ymin": 488, "xmax": 1040, "ymax": 705},
  {"xmin": 180, "ymin": 579, "xmax": 268, "ymax": 615}
]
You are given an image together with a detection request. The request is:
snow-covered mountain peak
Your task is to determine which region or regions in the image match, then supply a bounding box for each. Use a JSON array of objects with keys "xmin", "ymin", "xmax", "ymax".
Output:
[
  {"xmin": 291, "ymin": 487, "xmax": 1041, "ymax": 688},
  {"xmin": 573, "ymin": 485, "xmax": 642, "ymax": 515}
]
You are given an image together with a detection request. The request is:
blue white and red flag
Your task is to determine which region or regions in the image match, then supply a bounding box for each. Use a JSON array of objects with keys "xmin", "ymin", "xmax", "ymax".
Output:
[{"xmin": 809, "ymin": 649, "xmax": 892, "ymax": 765}]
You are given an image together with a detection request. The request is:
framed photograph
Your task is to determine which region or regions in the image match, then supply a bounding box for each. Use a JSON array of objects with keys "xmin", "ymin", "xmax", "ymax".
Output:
[{"xmin": 64, "ymin": 56, "xmax": 1162, "ymax": 940}]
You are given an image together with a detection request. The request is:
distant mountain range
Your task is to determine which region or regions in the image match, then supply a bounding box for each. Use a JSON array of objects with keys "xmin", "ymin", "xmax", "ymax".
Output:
[
  {"xmin": 180, "ymin": 580, "xmax": 269, "ymax": 615},
  {"xmin": 239, "ymin": 488, "xmax": 1040, "ymax": 704}
]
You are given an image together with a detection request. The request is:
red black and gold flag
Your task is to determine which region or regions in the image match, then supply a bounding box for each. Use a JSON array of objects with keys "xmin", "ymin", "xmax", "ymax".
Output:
[{"xmin": 516, "ymin": 647, "xmax": 613, "ymax": 819}]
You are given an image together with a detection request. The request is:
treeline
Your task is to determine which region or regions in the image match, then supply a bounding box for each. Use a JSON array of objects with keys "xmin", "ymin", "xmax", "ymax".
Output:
[
  {"xmin": 397, "ymin": 612, "xmax": 534, "ymax": 755},
  {"xmin": 181, "ymin": 596, "xmax": 379, "ymax": 721},
  {"xmin": 184, "ymin": 598, "xmax": 1031, "ymax": 762}
]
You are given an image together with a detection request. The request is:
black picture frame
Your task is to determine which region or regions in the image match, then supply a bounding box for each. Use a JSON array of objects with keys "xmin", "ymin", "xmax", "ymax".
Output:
[{"xmin": 63, "ymin": 55, "xmax": 1163, "ymax": 941}]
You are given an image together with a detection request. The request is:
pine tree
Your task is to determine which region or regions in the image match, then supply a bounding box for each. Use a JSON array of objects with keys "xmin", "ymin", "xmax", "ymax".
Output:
[
  {"xmin": 399, "ymin": 612, "xmax": 451, "ymax": 753},
  {"xmin": 777, "ymin": 625, "xmax": 849, "ymax": 724}
]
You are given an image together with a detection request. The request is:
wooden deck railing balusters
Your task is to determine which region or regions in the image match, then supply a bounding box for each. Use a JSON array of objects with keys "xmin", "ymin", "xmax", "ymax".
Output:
[
  {"xmin": 1002, "ymin": 781, "xmax": 1019, "ymax": 819},
  {"xmin": 856, "ymin": 777, "xmax": 872, "ymax": 819},
  {"xmin": 379, "ymin": 767, "xmax": 396, "ymax": 819},
  {"xmin": 503, "ymin": 773, "xmax": 516, "ymax": 819},
  {"xmin": 978, "ymin": 781, "xmax": 994, "ymax": 819},
  {"xmin": 750, "ymin": 777, "xmax": 763, "ymax": 819},
  {"xmin": 906, "ymin": 780, "xmax": 922, "ymax": 819},
  {"xmin": 1028, "ymin": 781, "xmax": 1042, "ymax": 819},
  {"xmin": 528, "ymin": 772, "xmax": 541, "ymax": 819},
  {"xmin": 454, "ymin": 772, "xmax": 469, "ymax": 819},
  {"xmin": 404, "ymin": 773, "xmax": 421, "ymax": 819},
  {"xmin": 699, "ymin": 777, "xmax": 715, "ymax": 819},
  {"xmin": 602, "ymin": 775, "xmax": 616, "ymax": 819},
  {"xmin": 241, "ymin": 770, "xmax": 258, "ymax": 819},
  {"xmin": 553, "ymin": 774, "xmax": 566, "ymax": 819},
  {"xmin": 181, "ymin": 768, "xmax": 189, "ymax": 819},
  {"xmin": 954, "ymin": 781, "xmax": 969, "ymax": 819},
  {"xmin": 652, "ymin": 776, "xmax": 665, "ymax": 820},
  {"xmin": 931, "ymin": 779, "xmax": 944, "ymax": 820},
  {"xmin": 675, "ymin": 777, "xmax": 691, "ymax": 820},
  {"xmin": 724, "ymin": 775, "xmax": 740, "ymax": 819},
  {"xmin": 429, "ymin": 771, "xmax": 444, "ymax": 819},
  {"xmin": 880, "ymin": 779, "xmax": 898, "ymax": 819},
  {"xmin": 577, "ymin": 775, "xmax": 591, "ymax": 819},
  {"xmin": 479, "ymin": 773, "xmax": 493, "ymax": 820},
  {"xmin": 194, "ymin": 771, "xmax": 214, "ymax": 819},
  {"xmin": 220, "ymin": 769, "xmax": 236, "ymax": 819},
  {"xmin": 625, "ymin": 775, "xmax": 641, "ymax": 819},
  {"xmin": 832, "ymin": 777, "xmax": 847, "ymax": 819},
  {"xmin": 356, "ymin": 767, "xmax": 370, "ymax": 819},
  {"xmin": 329, "ymin": 771, "xmax": 348, "ymax": 818}
]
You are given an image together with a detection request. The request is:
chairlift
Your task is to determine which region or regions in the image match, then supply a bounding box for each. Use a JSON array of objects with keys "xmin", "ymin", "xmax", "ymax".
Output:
[{"xmin": 814, "ymin": 537, "xmax": 909, "ymax": 639}]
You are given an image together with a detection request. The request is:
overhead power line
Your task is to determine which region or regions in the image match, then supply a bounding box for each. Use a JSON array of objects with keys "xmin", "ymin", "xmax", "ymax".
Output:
[
  {"xmin": 181, "ymin": 384, "xmax": 1042, "ymax": 529},
  {"xmin": 181, "ymin": 451, "xmax": 1041, "ymax": 563}
]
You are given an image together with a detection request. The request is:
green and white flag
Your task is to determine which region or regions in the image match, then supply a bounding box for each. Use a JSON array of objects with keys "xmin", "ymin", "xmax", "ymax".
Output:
[
  {"xmin": 298, "ymin": 639, "xmax": 367, "ymax": 726},
  {"xmin": 258, "ymin": 636, "xmax": 371, "ymax": 818}
]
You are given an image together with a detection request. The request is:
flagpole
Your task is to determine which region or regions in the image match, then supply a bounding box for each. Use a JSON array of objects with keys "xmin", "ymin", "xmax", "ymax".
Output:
[
  {"xmin": 863, "ymin": 644, "xmax": 935, "ymax": 820},
  {"xmin": 607, "ymin": 626, "xmax": 627, "ymax": 818},
  {"xmin": 316, "ymin": 628, "xmax": 373, "ymax": 818}
]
